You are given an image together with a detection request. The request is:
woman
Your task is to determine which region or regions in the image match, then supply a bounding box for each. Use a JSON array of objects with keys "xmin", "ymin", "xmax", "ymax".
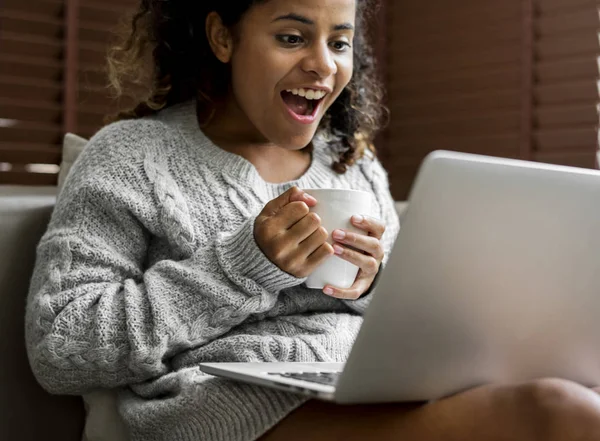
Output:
[{"xmin": 26, "ymin": 0, "xmax": 600, "ymax": 440}]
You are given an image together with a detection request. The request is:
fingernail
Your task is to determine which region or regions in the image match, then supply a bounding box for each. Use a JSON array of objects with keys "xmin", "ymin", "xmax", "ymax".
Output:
[
  {"xmin": 333, "ymin": 244, "xmax": 344, "ymax": 255},
  {"xmin": 303, "ymin": 193, "xmax": 317, "ymax": 203},
  {"xmin": 323, "ymin": 287, "xmax": 334, "ymax": 295},
  {"xmin": 352, "ymin": 215, "xmax": 364, "ymax": 224},
  {"xmin": 332, "ymin": 230, "xmax": 346, "ymax": 240}
]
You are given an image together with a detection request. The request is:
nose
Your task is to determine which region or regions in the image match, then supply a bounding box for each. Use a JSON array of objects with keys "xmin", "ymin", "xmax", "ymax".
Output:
[{"xmin": 301, "ymin": 41, "xmax": 337, "ymax": 78}]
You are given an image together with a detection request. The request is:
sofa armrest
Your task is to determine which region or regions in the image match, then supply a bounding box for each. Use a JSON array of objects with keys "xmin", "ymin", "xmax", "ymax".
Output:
[{"xmin": 0, "ymin": 186, "xmax": 85, "ymax": 441}]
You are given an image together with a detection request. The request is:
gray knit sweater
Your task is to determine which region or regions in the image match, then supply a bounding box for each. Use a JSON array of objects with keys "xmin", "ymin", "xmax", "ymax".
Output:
[{"xmin": 25, "ymin": 100, "xmax": 400, "ymax": 441}]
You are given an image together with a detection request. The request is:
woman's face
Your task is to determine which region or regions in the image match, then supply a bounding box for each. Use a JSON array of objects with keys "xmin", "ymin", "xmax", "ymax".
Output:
[{"xmin": 222, "ymin": 0, "xmax": 356, "ymax": 149}]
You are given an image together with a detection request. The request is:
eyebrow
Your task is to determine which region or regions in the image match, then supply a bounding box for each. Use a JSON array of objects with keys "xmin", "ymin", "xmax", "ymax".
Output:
[{"xmin": 272, "ymin": 13, "xmax": 354, "ymax": 31}]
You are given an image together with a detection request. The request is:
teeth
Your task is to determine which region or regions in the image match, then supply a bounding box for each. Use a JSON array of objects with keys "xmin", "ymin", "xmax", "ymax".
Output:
[{"xmin": 285, "ymin": 88, "xmax": 327, "ymax": 100}]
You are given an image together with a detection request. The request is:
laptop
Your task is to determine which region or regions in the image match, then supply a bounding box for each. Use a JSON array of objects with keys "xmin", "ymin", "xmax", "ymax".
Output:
[{"xmin": 199, "ymin": 150, "xmax": 600, "ymax": 404}]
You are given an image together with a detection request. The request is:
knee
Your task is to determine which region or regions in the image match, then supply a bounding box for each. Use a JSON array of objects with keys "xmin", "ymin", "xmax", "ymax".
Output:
[
  {"xmin": 524, "ymin": 378, "xmax": 584, "ymax": 405},
  {"xmin": 514, "ymin": 378, "xmax": 600, "ymax": 441}
]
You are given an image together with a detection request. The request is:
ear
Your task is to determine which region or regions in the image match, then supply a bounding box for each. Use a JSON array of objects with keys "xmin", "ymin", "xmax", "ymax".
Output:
[{"xmin": 206, "ymin": 12, "xmax": 234, "ymax": 63}]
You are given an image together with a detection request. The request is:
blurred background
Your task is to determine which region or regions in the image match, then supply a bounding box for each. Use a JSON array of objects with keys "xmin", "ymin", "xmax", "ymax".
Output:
[{"xmin": 1, "ymin": 0, "xmax": 598, "ymax": 200}]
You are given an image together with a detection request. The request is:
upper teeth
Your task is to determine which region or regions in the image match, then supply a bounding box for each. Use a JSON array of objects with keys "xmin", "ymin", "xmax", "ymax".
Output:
[{"xmin": 286, "ymin": 88, "xmax": 327, "ymax": 100}]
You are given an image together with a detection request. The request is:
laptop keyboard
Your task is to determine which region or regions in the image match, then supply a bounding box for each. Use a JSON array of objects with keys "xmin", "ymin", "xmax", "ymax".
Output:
[{"xmin": 268, "ymin": 371, "xmax": 341, "ymax": 386}]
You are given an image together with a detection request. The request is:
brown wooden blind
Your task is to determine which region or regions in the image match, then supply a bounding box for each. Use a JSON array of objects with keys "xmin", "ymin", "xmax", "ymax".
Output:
[
  {"xmin": 0, "ymin": 0, "xmax": 137, "ymax": 185},
  {"xmin": 1, "ymin": 0, "xmax": 64, "ymax": 185},
  {"xmin": 382, "ymin": 0, "xmax": 600, "ymax": 200},
  {"xmin": 534, "ymin": 0, "xmax": 599, "ymax": 168},
  {"xmin": 77, "ymin": 0, "xmax": 137, "ymax": 140}
]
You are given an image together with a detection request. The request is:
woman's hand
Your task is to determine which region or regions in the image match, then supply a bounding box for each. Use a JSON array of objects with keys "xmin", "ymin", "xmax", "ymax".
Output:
[
  {"xmin": 255, "ymin": 187, "xmax": 335, "ymax": 278},
  {"xmin": 323, "ymin": 215, "xmax": 386, "ymax": 300}
]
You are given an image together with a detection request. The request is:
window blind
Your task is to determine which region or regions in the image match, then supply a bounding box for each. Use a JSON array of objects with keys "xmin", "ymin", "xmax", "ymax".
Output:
[
  {"xmin": 1, "ymin": 0, "xmax": 64, "ymax": 185},
  {"xmin": 533, "ymin": 0, "xmax": 599, "ymax": 168},
  {"xmin": 0, "ymin": 0, "xmax": 137, "ymax": 185},
  {"xmin": 382, "ymin": 0, "xmax": 600, "ymax": 200}
]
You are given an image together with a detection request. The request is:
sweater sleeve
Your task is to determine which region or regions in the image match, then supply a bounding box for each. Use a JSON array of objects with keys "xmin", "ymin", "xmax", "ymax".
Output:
[
  {"xmin": 343, "ymin": 156, "xmax": 401, "ymax": 314},
  {"xmin": 25, "ymin": 125, "xmax": 303, "ymax": 395}
]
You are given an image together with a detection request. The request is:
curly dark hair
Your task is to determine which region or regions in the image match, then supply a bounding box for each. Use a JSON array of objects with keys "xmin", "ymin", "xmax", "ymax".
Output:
[{"xmin": 107, "ymin": 0, "xmax": 387, "ymax": 173}]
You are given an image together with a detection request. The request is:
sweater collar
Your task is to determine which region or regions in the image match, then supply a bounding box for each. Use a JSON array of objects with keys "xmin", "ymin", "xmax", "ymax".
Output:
[{"xmin": 161, "ymin": 99, "xmax": 336, "ymax": 200}]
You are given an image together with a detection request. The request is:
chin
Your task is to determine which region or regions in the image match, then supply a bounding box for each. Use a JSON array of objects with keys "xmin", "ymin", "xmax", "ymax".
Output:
[{"xmin": 282, "ymin": 134, "xmax": 316, "ymax": 150}]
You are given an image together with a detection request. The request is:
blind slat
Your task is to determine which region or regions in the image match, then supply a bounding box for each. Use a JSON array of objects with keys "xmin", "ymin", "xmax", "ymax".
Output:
[
  {"xmin": 394, "ymin": 19, "xmax": 521, "ymax": 44},
  {"xmin": 79, "ymin": 7, "xmax": 125, "ymax": 25},
  {"xmin": 387, "ymin": 134, "xmax": 522, "ymax": 155},
  {"xmin": 0, "ymin": 11, "xmax": 63, "ymax": 40},
  {"xmin": 389, "ymin": 45, "xmax": 521, "ymax": 75},
  {"xmin": 0, "ymin": 86, "xmax": 61, "ymax": 103},
  {"xmin": 4, "ymin": 0, "xmax": 62, "ymax": 17},
  {"xmin": 536, "ymin": 105, "xmax": 599, "ymax": 127},
  {"xmin": 538, "ymin": 0, "xmax": 597, "ymax": 13},
  {"xmin": 537, "ymin": 8, "xmax": 599, "ymax": 35},
  {"xmin": 535, "ymin": 128, "xmax": 597, "ymax": 150},
  {"xmin": 537, "ymin": 34, "xmax": 600, "ymax": 58},
  {"xmin": 0, "ymin": 171, "xmax": 58, "ymax": 186},
  {"xmin": 536, "ymin": 57, "xmax": 598, "ymax": 81},
  {"xmin": 0, "ymin": 98, "xmax": 61, "ymax": 124},
  {"xmin": 0, "ymin": 41, "xmax": 62, "ymax": 60},
  {"xmin": 393, "ymin": 3, "xmax": 522, "ymax": 31},
  {"xmin": 78, "ymin": 26, "xmax": 115, "ymax": 45},
  {"xmin": 0, "ymin": 144, "xmax": 61, "ymax": 164},
  {"xmin": 0, "ymin": 125, "xmax": 62, "ymax": 144},
  {"xmin": 390, "ymin": 90, "xmax": 521, "ymax": 116},
  {"xmin": 535, "ymin": 81, "xmax": 598, "ymax": 104},
  {"xmin": 534, "ymin": 151, "xmax": 598, "ymax": 168},
  {"xmin": 0, "ymin": 55, "xmax": 62, "ymax": 81},
  {"xmin": 79, "ymin": 48, "xmax": 110, "ymax": 65},
  {"xmin": 389, "ymin": 70, "xmax": 521, "ymax": 96},
  {"xmin": 390, "ymin": 113, "xmax": 521, "ymax": 137}
]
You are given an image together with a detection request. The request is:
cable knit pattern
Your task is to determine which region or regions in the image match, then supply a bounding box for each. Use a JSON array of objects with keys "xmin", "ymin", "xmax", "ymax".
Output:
[
  {"xmin": 25, "ymin": 100, "xmax": 400, "ymax": 441},
  {"xmin": 144, "ymin": 151, "xmax": 196, "ymax": 259}
]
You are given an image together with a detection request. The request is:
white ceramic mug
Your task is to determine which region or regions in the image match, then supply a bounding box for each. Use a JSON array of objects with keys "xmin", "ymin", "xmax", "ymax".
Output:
[{"xmin": 302, "ymin": 188, "xmax": 374, "ymax": 289}]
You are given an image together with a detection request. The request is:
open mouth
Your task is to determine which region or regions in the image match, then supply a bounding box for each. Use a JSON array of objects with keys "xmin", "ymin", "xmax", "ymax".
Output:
[{"xmin": 281, "ymin": 88, "xmax": 327, "ymax": 121}]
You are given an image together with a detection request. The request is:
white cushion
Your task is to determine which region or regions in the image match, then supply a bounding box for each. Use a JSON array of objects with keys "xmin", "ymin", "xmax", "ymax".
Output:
[
  {"xmin": 395, "ymin": 201, "xmax": 408, "ymax": 219},
  {"xmin": 82, "ymin": 391, "xmax": 129, "ymax": 441},
  {"xmin": 58, "ymin": 133, "xmax": 88, "ymax": 192}
]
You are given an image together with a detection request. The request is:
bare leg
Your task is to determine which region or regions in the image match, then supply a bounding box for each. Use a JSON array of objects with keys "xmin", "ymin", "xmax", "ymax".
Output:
[{"xmin": 259, "ymin": 379, "xmax": 600, "ymax": 441}]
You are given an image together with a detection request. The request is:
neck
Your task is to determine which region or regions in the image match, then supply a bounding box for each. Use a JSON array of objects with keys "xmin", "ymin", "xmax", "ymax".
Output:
[
  {"xmin": 201, "ymin": 93, "xmax": 270, "ymax": 150},
  {"xmin": 200, "ymin": 95, "xmax": 312, "ymax": 163}
]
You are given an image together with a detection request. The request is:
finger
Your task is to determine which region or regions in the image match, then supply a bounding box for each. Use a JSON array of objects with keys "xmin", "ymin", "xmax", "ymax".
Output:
[
  {"xmin": 262, "ymin": 187, "xmax": 316, "ymax": 217},
  {"xmin": 282, "ymin": 240, "xmax": 333, "ymax": 279},
  {"xmin": 298, "ymin": 225, "xmax": 330, "ymax": 258},
  {"xmin": 291, "ymin": 189, "xmax": 317, "ymax": 206},
  {"xmin": 350, "ymin": 215, "xmax": 386, "ymax": 240},
  {"xmin": 269, "ymin": 201, "xmax": 311, "ymax": 231},
  {"xmin": 287, "ymin": 212, "xmax": 322, "ymax": 243},
  {"xmin": 332, "ymin": 229, "xmax": 384, "ymax": 261},
  {"xmin": 256, "ymin": 201, "xmax": 311, "ymax": 239},
  {"xmin": 332, "ymin": 244, "xmax": 380, "ymax": 277},
  {"xmin": 271, "ymin": 202, "xmax": 320, "ymax": 230},
  {"xmin": 304, "ymin": 242, "xmax": 335, "ymax": 273},
  {"xmin": 323, "ymin": 278, "xmax": 371, "ymax": 300}
]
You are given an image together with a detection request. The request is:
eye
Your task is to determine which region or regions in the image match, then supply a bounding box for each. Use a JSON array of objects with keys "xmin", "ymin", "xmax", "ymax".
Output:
[
  {"xmin": 276, "ymin": 34, "xmax": 305, "ymax": 46},
  {"xmin": 330, "ymin": 40, "xmax": 351, "ymax": 52}
]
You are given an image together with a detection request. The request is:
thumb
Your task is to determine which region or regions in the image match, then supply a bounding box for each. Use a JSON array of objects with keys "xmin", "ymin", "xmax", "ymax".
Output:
[{"xmin": 262, "ymin": 187, "xmax": 316, "ymax": 217}]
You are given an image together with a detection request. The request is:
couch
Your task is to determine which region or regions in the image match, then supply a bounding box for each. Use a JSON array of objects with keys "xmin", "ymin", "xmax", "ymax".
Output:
[
  {"xmin": 0, "ymin": 185, "xmax": 85, "ymax": 441},
  {"xmin": 0, "ymin": 180, "xmax": 407, "ymax": 441}
]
